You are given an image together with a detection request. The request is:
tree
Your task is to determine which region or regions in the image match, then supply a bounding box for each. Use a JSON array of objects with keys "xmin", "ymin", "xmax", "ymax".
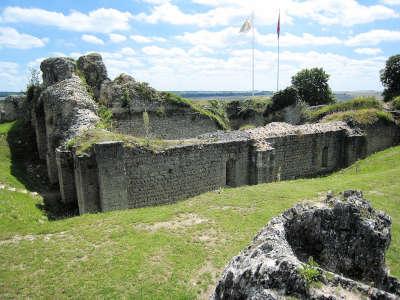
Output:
[
  {"xmin": 291, "ymin": 67, "xmax": 335, "ymax": 106},
  {"xmin": 380, "ymin": 54, "xmax": 400, "ymax": 102},
  {"xmin": 269, "ymin": 86, "xmax": 299, "ymax": 112}
]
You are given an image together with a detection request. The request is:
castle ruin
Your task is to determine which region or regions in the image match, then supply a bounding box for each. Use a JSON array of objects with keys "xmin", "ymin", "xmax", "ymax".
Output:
[{"xmin": 19, "ymin": 53, "xmax": 400, "ymax": 214}]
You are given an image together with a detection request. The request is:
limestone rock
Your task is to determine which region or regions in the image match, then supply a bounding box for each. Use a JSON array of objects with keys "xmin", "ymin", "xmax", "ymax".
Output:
[
  {"xmin": 213, "ymin": 191, "xmax": 400, "ymax": 300},
  {"xmin": 77, "ymin": 53, "xmax": 108, "ymax": 100},
  {"xmin": 40, "ymin": 57, "xmax": 76, "ymax": 86}
]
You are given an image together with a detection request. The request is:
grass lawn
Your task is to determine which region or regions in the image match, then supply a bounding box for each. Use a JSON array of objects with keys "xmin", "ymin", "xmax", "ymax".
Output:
[{"xmin": 0, "ymin": 121, "xmax": 399, "ymax": 299}]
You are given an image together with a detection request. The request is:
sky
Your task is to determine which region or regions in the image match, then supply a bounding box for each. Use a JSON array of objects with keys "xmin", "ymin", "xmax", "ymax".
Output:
[{"xmin": 0, "ymin": 0, "xmax": 399, "ymax": 92}]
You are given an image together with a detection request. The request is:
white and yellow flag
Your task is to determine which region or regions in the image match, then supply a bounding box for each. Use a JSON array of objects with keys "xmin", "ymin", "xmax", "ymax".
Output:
[{"xmin": 239, "ymin": 18, "xmax": 252, "ymax": 33}]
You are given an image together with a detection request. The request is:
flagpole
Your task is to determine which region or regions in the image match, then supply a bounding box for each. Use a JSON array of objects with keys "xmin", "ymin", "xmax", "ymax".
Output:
[
  {"xmin": 277, "ymin": 9, "xmax": 280, "ymax": 92},
  {"xmin": 251, "ymin": 11, "xmax": 255, "ymax": 98}
]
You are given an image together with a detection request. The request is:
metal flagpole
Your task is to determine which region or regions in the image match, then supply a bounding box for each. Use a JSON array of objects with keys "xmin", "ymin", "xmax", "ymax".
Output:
[
  {"xmin": 277, "ymin": 9, "xmax": 280, "ymax": 92},
  {"xmin": 276, "ymin": 9, "xmax": 281, "ymax": 92},
  {"xmin": 251, "ymin": 12, "xmax": 255, "ymax": 98}
]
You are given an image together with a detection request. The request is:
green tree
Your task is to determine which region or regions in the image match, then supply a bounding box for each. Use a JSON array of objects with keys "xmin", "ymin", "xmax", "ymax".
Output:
[
  {"xmin": 291, "ymin": 67, "xmax": 335, "ymax": 106},
  {"xmin": 269, "ymin": 86, "xmax": 299, "ymax": 112},
  {"xmin": 380, "ymin": 54, "xmax": 400, "ymax": 102}
]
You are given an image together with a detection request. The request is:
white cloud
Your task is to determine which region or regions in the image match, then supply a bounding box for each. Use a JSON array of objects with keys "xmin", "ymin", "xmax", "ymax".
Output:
[
  {"xmin": 178, "ymin": 27, "xmax": 342, "ymax": 49},
  {"xmin": 0, "ymin": 27, "xmax": 46, "ymax": 49},
  {"xmin": 354, "ymin": 48, "xmax": 383, "ymax": 55},
  {"xmin": 1, "ymin": 7, "xmax": 132, "ymax": 33},
  {"xmin": 0, "ymin": 61, "xmax": 22, "ymax": 90},
  {"xmin": 381, "ymin": 0, "xmax": 400, "ymax": 5},
  {"xmin": 346, "ymin": 29, "xmax": 400, "ymax": 46},
  {"xmin": 81, "ymin": 34, "xmax": 104, "ymax": 45},
  {"xmin": 109, "ymin": 33, "xmax": 127, "ymax": 43},
  {"xmin": 130, "ymin": 34, "xmax": 167, "ymax": 43},
  {"xmin": 136, "ymin": 0, "xmax": 398, "ymax": 28}
]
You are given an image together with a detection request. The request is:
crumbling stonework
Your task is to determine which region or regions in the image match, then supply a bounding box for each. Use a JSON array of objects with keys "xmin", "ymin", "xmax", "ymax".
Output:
[
  {"xmin": 213, "ymin": 191, "xmax": 400, "ymax": 300},
  {"xmin": 25, "ymin": 54, "xmax": 400, "ymax": 215},
  {"xmin": 40, "ymin": 57, "xmax": 76, "ymax": 87},
  {"xmin": 0, "ymin": 95, "xmax": 25, "ymax": 123},
  {"xmin": 77, "ymin": 53, "xmax": 108, "ymax": 100}
]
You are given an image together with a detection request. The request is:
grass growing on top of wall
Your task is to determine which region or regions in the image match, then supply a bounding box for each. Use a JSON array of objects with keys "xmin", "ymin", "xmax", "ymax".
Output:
[
  {"xmin": 1, "ymin": 120, "xmax": 400, "ymax": 299},
  {"xmin": 321, "ymin": 108, "xmax": 395, "ymax": 126},
  {"xmin": 309, "ymin": 97, "xmax": 383, "ymax": 122},
  {"xmin": 161, "ymin": 92, "xmax": 230, "ymax": 130},
  {"xmin": 393, "ymin": 96, "xmax": 400, "ymax": 110},
  {"xmin": 66, "ymin": 128, "xmax": 198, "ymax": 154}
]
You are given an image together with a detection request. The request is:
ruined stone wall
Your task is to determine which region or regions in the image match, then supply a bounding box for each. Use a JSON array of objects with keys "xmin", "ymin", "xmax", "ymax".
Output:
[
  {"xmin": 0, "ymin": 95, "xmax": 25, "ymax": 123},
  {"xmin": 112, "ymin": 110, "xmax": 219, "ymax": 139},
  {"xmin": 261, "ymin": 130, "xmax": 347, "ymax": 182},
  {"xmin": 363, "ymin": 122, "xmax": 400, "ymax": 155}
]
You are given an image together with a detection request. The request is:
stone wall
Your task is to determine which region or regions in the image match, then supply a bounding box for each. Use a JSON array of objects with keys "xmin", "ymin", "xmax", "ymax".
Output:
[
  {"xmin": 66, "ymin": 121, "xmax": 400, "ymax": 214},
  {"xmin": 112, "ymin": 109, "xmax": 219, "ymax": 139},
  {"xmin": 0, "ymin": 95, "xmax": 25, "ymax": 123}
]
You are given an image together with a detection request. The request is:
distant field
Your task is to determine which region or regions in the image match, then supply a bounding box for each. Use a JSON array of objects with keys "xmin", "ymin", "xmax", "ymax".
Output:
[{"xmin": 0, "ymin": 121, "xmax": 399, "ymax": 299}]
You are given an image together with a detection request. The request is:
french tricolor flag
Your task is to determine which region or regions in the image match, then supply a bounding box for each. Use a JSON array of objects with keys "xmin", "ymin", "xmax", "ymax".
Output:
[{"xmin": 277, "ymin": 10, "xmax": 280, "ymax": 38}]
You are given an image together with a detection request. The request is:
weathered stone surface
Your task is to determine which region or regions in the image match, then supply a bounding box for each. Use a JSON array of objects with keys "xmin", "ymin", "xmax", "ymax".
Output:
[
  {"xmin": 77, "ymin": 53, "xmax": 108, "ymax": 100},
  {"xmin": 37, "ymin": 75, "xmax": 99, "ymax": 183},
  {"xmin": 213, "ymin": 191, "xmax": 400, "ymax": 300},
  {"xmin": 0, "ymin": 95, "xmax": 26, "ymax": 123},
  {"xmin": 40, "ymin": 57, "xmax": 76, "ymax": 86}
]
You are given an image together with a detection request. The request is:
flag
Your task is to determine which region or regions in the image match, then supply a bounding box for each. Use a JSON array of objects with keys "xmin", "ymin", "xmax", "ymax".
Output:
[
  {"xmin": 277, "ymin": 11, "xmax": 280, "ymax": 38},
  {"xmin": 239, "ymin": 18, "xmax": 252, "ymax": 33}
]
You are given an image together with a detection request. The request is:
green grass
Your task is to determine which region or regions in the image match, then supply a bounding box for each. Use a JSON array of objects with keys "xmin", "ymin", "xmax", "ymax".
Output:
[
  {"xmin": 0, "ymin": 121, "xmax": 400, "ymax": 298},
  {"xmin": 161, "ymin": 92, "xmax": 230, "ymax": 130},
  {"xmin": 67, "ymin": 128, "xmax": 199, "ymax": 155},
  {"xmin": 393, "ymin": 96, "xmax": 400, "ymax": 110},
  {"xmin": 309, "ymin": 96, "xmax": 383, "ymax": 121},
  {"xmin": 321, "ymin": 108, "xmax": 395, "ymax": 126}
]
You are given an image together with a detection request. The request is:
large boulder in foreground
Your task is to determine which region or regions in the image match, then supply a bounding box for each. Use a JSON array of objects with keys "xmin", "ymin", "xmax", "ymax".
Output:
[{"xmin": 213, "ymin": 191, "xmax": 400, "ymax": 299}]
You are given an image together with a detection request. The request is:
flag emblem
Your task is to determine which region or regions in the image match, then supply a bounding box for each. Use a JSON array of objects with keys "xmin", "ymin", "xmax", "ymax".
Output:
[
  {"xmin": 240, "ymin": 19, "xmax": 252, "ymax": 33},
  {"xmin": 277, "ymin": 11, "xmax": 280, "ymax": 38}
]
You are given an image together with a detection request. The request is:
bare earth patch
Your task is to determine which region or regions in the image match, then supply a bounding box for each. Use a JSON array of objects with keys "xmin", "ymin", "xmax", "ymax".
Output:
[
  {"xmin": 0, "ymin": 231, "xmax": 70, "ymax": 246},
  {"xmin": 134, "ymin": 213, "xmax": 208, "ymax": 232},
  {"xmin": 190, "ymin": 260, "xmax": 220, "ymax": 300}
]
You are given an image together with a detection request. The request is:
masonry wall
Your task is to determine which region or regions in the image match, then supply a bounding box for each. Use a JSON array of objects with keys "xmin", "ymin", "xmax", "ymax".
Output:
[
  {"xmin": 0, "ymin": 96, "xmax": 25, "ymax": 123},
  {"xmin": 112, "ymin": 110, "xmax": 219, "ymax": 139},
  {"xmin": 123, "ymin": 141, "xmax": 249, "ymax": 208},
  {"xmin": 254, "ymin": 130, "xmax": 348, "ymax": 183},
  {"xmin": 363, "ymin": 122, "xmax": 400, "ymax": 155}
]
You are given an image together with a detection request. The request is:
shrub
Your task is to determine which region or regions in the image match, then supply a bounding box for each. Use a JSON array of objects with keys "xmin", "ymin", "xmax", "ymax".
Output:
[
  {"xmin": 393, "ymin": 96, "xmax": 400, "ymax": 110},
  {"xmin": 322, "ymin": 108, "xmax": 395, "ymax": 126},
  {"xmin": 298, "ymin": 257, "xmax": 321, "ymax": 286},
  {"xmin": 96, "ymin": 106, "xmax": 113, "ymax": 130},
  {"xmin": 380, "ymin": 54, "xmax": 400, "ymax": 102},
  {"xmin": 268, "ymin": 86, "xmax": 299, "ymax": 113},
  {"xmin": 292, "ymin": 68, "xmax": 335, "ymax": 106},
  {"xmin": 309, "ymin": 96, "xmax": 382, "ymax": 122}
]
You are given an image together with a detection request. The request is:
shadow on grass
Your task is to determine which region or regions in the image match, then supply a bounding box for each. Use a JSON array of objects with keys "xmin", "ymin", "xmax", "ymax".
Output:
[{"xmin": 6, "ymin": 120, "xmax": 78, "ymax": 220}]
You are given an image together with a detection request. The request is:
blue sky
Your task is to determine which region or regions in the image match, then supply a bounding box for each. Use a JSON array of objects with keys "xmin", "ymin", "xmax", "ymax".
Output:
[{"xmin": 0, "ymin": 0, "xmax": 399, "ymax": 91}]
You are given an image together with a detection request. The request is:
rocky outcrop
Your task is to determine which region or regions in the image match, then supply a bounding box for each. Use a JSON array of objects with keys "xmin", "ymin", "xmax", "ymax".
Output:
[
  {"xmin": 213, "ymin": 191, "xmax": 400, "ymax": 300},
  {"xmin": 77, "ymin": 53, "xmax": 108, "ymax": 100},
  {"xmin": 40, "ymin": 57, "xmax": 76, "ymax": 87}
]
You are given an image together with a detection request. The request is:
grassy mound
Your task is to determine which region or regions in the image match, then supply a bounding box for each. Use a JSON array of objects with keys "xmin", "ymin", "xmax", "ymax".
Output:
[
  {"xmin": 309, "ymin": 97, "xmax": 382, "ymax": 122},
  {"xmin": 0, "ymin": 121, "xmax": 399, "ymax": 298},
  {"xmin": 321, "ymin": 108, "xmax": 395, "ymax": 126},
  {"xmin": 161, "ymin": 92, "xmax": 230, "ymax": 130},
  {"xmin": 67, "ymin": 128, "xmax": 197, "ymax": 155}
]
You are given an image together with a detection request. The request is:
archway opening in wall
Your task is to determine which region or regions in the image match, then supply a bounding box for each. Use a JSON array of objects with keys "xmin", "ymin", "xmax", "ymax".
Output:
[
  {"xmin": 322, "ymin": 146, "xmax": 328, "ymax": 168},
  {"xmin": 226, "ymin": 159, "xmax": 237, "ymax": 187}
]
